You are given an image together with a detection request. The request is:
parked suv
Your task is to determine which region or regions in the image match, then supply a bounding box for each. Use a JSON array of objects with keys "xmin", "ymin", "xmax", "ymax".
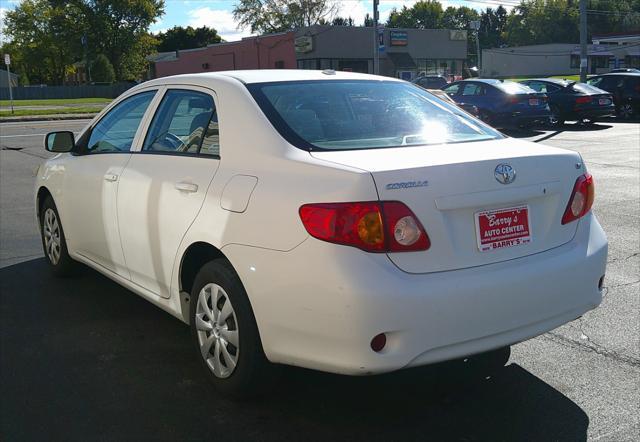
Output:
[
  {"xmin": 587, "ymin": 73, "xmax": 640, "ymax": 119},
  {"xmin": 36, "ymin": 70, "xmax": 607, "ymax": 396}
]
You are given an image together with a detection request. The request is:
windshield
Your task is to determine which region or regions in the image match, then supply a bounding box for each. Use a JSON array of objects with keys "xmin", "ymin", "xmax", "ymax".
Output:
[
  {"xmin": 494, "ymin": 81, "xmax": 535, "ymax": 94},
  {"xmin": 248, "ymin": 80, "xmax": 502, "ymax": 151}
]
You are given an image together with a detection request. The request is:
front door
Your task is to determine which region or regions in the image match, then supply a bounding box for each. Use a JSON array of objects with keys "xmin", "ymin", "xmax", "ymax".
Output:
[
  {"xmin": 62, "ymin": 90, "xmax": 158, "ymax": 277},
  {"xmin": 117, "ymin": 87, "xmax": 221, "ymax": 298}
]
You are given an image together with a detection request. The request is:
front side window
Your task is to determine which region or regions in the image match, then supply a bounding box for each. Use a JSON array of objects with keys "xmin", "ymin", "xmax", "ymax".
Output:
[
  {"xmin": 442, "ymin": 83, "xmax": 461, "ymax": 95},
  {"xmin": 248, "ymin": 80, "xmax": 503, "ymax": 151},
  {"xmin": 86, "ymin": 91, "xmax": 156, "ymax": 153},
  {"xmin": 461, "ymin": 83, "xmax": 484, "ymax": 96},
  {"xmin": 143, "ymin": 90, "xmax": 219, "ymax": 156}
]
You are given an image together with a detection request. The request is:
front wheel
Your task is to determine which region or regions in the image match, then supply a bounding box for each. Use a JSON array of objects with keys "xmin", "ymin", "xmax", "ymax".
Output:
[
  {"xmin": 40, "ymin": 196, "xmax": 76, "ymax": 276},
  {"xmin": 190, "ymin": 259, "xmax": 275, "ymax": 397},
  {"xmin": 617, "ymin": 103, "xmax": 635, "ymax": 120}
]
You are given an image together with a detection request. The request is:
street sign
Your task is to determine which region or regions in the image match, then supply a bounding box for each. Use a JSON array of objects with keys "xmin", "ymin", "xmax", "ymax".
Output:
[{"xmin": 4, "ymin": 54, "xmax": 10, "ymax": 65}]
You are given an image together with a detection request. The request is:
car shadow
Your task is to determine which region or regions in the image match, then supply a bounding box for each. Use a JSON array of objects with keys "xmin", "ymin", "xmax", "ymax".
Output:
[
  {"xmin": 0, "ymin": 259, "xmax": 589, "ymax": 441},
  {"xmin": 502, "ymin": 121, "xmax": 615, "ymax": 141}
]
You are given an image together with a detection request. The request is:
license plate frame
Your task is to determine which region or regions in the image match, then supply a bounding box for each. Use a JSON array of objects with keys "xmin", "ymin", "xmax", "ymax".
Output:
[
  {"xmin": 475, "ymin": 205, "xmax": 532, "ymax": 252},
  {"xmin": 528, "ymin": 98, "xmax": 539, "ymax": 106},
  {"xmin": 599, "ymin": 98, "xmax": 610, "ymax": 105}
]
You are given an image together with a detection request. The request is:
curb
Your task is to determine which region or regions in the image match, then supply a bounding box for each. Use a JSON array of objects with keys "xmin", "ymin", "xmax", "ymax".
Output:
[{"xmin": 0, "ymin": 113, "xmax": 97, "ymax": 123}]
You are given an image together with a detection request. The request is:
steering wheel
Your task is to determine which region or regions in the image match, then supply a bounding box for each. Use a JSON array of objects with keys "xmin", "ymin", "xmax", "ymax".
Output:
[{"xmin": 164, "ymin": 132, "xmax": 183, "ymax": 149}]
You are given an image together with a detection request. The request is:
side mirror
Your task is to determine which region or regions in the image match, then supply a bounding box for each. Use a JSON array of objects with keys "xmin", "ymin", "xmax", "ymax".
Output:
[{"xmin": 45, "ymin": 131, "xmax": 75, "ymax": 153}]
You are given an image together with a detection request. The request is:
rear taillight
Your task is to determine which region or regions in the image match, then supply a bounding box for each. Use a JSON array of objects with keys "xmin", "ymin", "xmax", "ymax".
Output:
[
  {"xmin": 561, "ymin": 173, "xmax": 594, "ymax": 225},
  {"xmin": 575, "ymin": 96, "xmax": 592, "ymax": 105},
  {"xmin": 299, "ymin": 201, "xmax": 430, "ymax": 253}
]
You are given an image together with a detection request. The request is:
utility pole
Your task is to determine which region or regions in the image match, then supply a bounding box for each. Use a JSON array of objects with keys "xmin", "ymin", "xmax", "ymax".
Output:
[
  {"xmin": 579, "ymin": 0, "xmax": 588, "ymax": 82},
  {"xmin": 373, "ymin": 0, "xmax": 379, "ymax": 75}
]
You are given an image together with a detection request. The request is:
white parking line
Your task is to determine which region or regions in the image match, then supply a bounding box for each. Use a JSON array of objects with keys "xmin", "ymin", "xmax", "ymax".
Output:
[{"xmin": 0, "ymin": 133, "xmax": 48, "ymax": 138}]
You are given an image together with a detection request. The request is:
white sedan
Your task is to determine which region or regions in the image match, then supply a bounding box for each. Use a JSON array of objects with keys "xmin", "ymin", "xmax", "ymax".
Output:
[{"xmin": 35, "ymin": 70, "xmax": 607, "ymax": 396}]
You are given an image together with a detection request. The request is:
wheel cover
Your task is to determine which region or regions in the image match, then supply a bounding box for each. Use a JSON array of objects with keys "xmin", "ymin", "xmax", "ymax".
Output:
[
  {"xmin": 195, "ymin": 283, "xmax": 239, "ymax": 379},
  {"xmin": 43, "ymin": 208, "xmax": 61, "ymax": 265},
  {"xmin": 620, "ymin": 104, "xmax": 633, "ymax": 119}
]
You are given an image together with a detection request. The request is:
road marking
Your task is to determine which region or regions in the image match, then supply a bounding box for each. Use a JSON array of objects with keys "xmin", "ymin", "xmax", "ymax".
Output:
[
  {"xmin": 0, "ymin": 120, "xmax": 91, "ymax": 128},
  {"xmin": 0, "ymin": 132, "xmax": 81, "ymax": 139}
]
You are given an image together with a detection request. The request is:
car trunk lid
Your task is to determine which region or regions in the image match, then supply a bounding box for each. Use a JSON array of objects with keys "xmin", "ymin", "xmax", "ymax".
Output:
[{"xmin": 310, "ymin": 138, "xmax": 583, "ymax": 273}]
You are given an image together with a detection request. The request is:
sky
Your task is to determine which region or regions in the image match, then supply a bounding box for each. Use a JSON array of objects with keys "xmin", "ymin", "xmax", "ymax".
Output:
[{"xmin": 0, "ymin": 1, "xmax": 517, "ymax": 44}]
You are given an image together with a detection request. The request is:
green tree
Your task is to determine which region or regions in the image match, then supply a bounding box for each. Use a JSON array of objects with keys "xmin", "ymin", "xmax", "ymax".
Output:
[
  {"xmin": 91, "ymin": 54, "xmax": 115, "ymax": 83},
  {"xmin": 479, "ymin": 6, "xmax": 508, "ymax": 49},
  {"xmin": 331, "ymin": 16, "xmax": 354, "ymax": 26},
  {"xmin": 233, "ymin": 0, "xmax": 338, "ymax": 34},
  {"xmin": 363, "ymin": 13, "xmax": 374, "ymax": 27},
  {"xmin": 156, "ymin": 26, "xmax": 223, "ymax": 52},
  {"xmin": 4, "ymin": 0, "xmax": 84, "ymax": 85},
  {"xmin": 81, "ymin": 0, "xmax": 165, "ymax": 81},
  {"xmin": 503, "ymin": 0, "xmax": 579, "ymax": 46},
  {"xmin": 386, "ymin": 1, "xmax": 444, "ymax": 29}
]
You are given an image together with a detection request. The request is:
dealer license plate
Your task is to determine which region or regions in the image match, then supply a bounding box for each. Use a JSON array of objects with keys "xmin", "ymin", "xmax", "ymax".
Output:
[
  {"xmin": 528, "ymin": 98, "xmax": 539, "ymax": 106},
  {"xmin": 475, "ymin": 205, "xmax": 531, "ymax": 252}
]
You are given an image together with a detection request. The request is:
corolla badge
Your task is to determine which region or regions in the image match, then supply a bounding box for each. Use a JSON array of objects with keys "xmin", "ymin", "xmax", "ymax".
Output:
[
  {"xmin": 494, "ymin": 163, "xmax": 516, "ymax": 185},
  {"xmin": 385, "ymin": 180, "xmax": 429, "ymax": 190}
]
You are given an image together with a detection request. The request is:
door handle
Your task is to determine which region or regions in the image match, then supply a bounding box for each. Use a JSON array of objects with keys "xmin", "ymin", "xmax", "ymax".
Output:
[
  {"xmin": 104, "ymin": 173, "xmax": 118, "ymax": 182},
  {"xmin": 175, "ymin": 181, "xmax": 198, "ymax": 193}
]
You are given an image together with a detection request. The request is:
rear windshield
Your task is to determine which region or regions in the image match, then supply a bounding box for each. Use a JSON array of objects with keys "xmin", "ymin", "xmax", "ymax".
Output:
[
  {"xmin": 493, "ymin": 81, "xmax": 535, "ymax": 94},
  {"xmin": 248, "ymin": 80, "xmax": 503, "ymax": 151},
  {"xmin": 573, "ymin": 83, "xmax": 606, "ymax": 94}
]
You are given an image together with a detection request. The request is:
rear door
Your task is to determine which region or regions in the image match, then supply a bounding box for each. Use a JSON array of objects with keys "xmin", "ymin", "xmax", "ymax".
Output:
[{"xmin": 117, "ymin": 86, "xmax": 221, "ymax": 298}]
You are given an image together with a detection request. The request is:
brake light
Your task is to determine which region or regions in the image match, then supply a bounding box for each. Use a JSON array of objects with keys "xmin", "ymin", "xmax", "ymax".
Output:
[
  {"xmin": 299, "ymin": 201, "xmax": 430, "ymax": 252},
  {"xmin": 561, "ymin": 173, "xmax": 594, "ymax": 225},
  {"xmin": 575, "ymin": 96, "xmax": 592, "ymax": 104}
]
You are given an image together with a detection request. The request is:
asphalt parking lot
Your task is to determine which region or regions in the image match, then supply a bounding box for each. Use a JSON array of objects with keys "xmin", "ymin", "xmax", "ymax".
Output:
[{"xmin": 1, "ymin": 119, "xmax": 639, "ymax": 441}]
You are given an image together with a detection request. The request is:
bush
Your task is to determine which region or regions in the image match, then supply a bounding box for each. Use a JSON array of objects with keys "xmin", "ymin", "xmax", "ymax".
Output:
[{"xmin": 91, "ymin": 54, "xmax": 115, "ymax": 83}]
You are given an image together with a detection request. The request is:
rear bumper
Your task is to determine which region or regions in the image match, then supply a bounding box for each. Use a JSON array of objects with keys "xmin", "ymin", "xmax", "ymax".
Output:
[
  {"xmin": 574, "ymin": 106, "xmax": 615, "ymax": 120},
  {"xmin": 223, "ymin": 212, "xmax": 607, "ymax": 375}
]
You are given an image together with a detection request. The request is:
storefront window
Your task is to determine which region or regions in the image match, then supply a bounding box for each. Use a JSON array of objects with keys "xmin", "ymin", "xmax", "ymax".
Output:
[{"xmin": 625, "ymin": 56, "xmax": 640, "ymax": 69}]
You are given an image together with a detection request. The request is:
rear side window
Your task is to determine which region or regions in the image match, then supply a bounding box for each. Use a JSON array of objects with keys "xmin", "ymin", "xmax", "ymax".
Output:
[
  {"xmin": 143, "ymin": 89, "xmax": 220, "ymax": 156},
  {"xmin": 248, "ymin": 80, "xmax": 502, "ymax": 151},
  {"xmin": 86, "ymin": 91, "xmax": 156, "ymax": 153}
]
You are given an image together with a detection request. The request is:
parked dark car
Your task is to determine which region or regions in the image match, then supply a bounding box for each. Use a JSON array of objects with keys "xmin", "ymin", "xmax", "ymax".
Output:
[
  {"xmin": 519, "ymin": 78, "xmax": 615, "ymax": 126},
  {"xmin": 442, "ymin": 79, "xmax": 551, "ymax": 128},
  {"xmin": 586, "ymin": 73, "xmax": 640, "ymax": 119},
  {"xmin": 609, "ymin": 68, "xmax": 640, "ymax": 74},
  {"xmin": 413, "ymin": 75, "xmax": 449, "ymax": 89}
]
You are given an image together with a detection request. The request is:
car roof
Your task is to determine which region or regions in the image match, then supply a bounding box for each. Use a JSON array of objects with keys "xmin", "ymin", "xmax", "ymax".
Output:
[
  {"xmin": 522, "ymin": 78, "xmax": 570, "ymax": 84},
  {"xmin": 151, "ymin": 69, "xmax": 403, "ymax": 85},
  {"xmin": 596, "ymin": 72, "xmax": 640, "ymax": 77}
]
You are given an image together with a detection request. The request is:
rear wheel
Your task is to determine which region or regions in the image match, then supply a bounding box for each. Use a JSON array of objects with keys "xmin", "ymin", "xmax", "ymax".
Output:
[
  {"xmin": 40, "ymin": 196, "xmax": 76, "ymax": 276},
  {"xmin": 549, "ymin": 105, "xmax": 564, "ymax": 127},
  {"xmin": 617, "ymin": 103, "xmax": 635, "ymax": 120},
  {"xmin": 190, "ymin": 259, "xmax": 275, "ymax": 397}
]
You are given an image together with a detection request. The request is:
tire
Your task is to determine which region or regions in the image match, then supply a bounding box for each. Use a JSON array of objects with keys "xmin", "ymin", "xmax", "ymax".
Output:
[
  {"xmin": 40, "ymin": 196, "xmax": 77, "ymax": 276},
  {"xmin": 617, "ymin": 103, "xmax": 635, "ymax": 120},
  {"xmin": 549, "ymin": 105, "xmax": 564, "ymax": 127},
  {"xmin": 190, "ymin": 259, "xmax": 275, "ymax": 397}
]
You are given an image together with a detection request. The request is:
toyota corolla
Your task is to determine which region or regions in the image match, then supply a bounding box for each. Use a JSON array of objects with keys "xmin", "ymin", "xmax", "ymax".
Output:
[{"xmin": 35, "ymin": 70, "xmax": 607, "ymax": 395}]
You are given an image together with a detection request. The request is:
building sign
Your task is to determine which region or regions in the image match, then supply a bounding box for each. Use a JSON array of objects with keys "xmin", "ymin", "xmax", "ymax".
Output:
[
  {"xmin": 390, "ymin": 31, "xmax": 408, "ymax": 46},
  {"xmin": 450, "ymin": 30, "xmax": 467, "ymax": 41},
  {"xmin": 295, "ymin": 36, "xmax": 313, "ymax": 54},
  {"xmin": 378, "ymin": 28, "xmax": 385, "ymax": 52}
]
